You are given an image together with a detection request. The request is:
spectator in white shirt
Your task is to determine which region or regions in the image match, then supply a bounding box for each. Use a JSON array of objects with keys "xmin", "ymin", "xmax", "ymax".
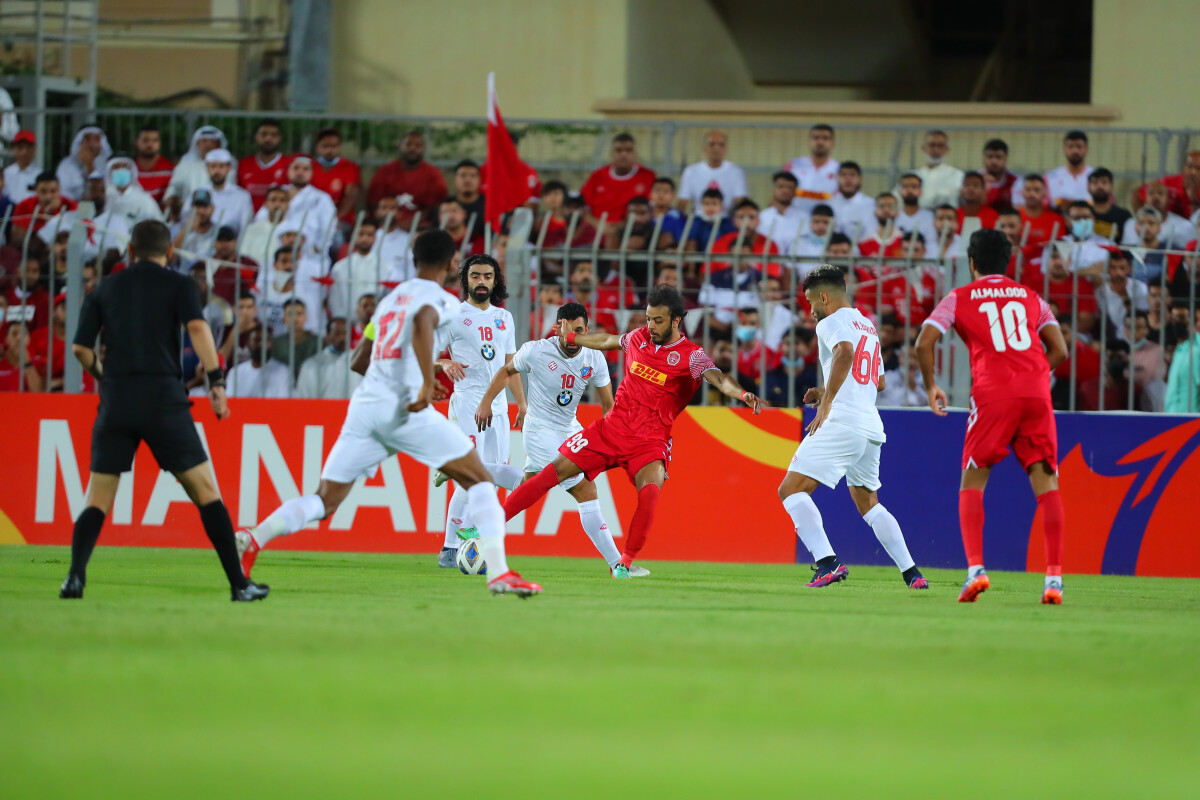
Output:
[
  {"xmin": 1092, "ymin": 249, "xmax": 1148, "ymax": 339},
  {"xmin": 1124, "ymin": 180, "xmax": 1193, "ymax": 248},
  {"xmin": 679, "ymin": 130, "xmax": 747, "ymax": 215},
  {"xmin": 227, "ymin": 325, "xmax": 290, "ymax": 398},
  {"xmin": 164, "ymin": 125, "xmax": 230, "ymax": 222},
  {"xmin": 55, "ymin": 125, "xmax": 111, "ymax": 202},
  {"xmin": 1061, "ymin": 201, "xmax": 1111, "ymax": 276},
  {"xmin": 369, "ymin": 201, "xmax": 413, "ymax": 284},
  {"xmin": 2, "ymin": 129, "xmax": 40, "ymax": 205},
  {"xmin": 1044, "ymin": 130, "xmax": 1094, "ymax": 210},
  {"xmin": 791, "ymin": 203, "xmax": 832, "ymax": 263},
  {"xmin": 784, "ymin": 124, "xmax": 839, "ymax": 213},
  {"xmin": 828, "ymin": 161, "xmax": 876, "ymax": 241},
  {"xmin": 105, "ymin": 157, "xmax": 163, "ymax": 226},
  {"xmin": 285, "ymin": 156, "xmax": 338, "ymax": 253},
  {"xmin": 172, "ymin": 188, "xmax": 219, "ymax": 261},
  {"xmin": 913, "ymin": 130, "xmax": 965, "ymax": 209},
  {"xmin": 758, "ymin": 170, "xmax": 808, "ymax": 252},
  {"xmin": 895, "ymin": 172, "xmax": 938, "ymax": 247},
  {"xmin": 296, "ymin": 317, "xmax": 362, "ymax": 399},
  {"xmin": 328, "ymin": 217, "xmax": 380, "ymax": 319},
  {"xmin": 182, "ymin": 149, "xmax": 253, "ymax": 234},
  {"xmin": 931, "ymin": 204, "xmax": 963, "ymax": 258}
]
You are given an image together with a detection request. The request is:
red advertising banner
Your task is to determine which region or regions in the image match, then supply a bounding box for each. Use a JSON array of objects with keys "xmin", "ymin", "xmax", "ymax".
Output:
[{"xmin": 0, "ymin": 394, "xmax": 802, "ymax": 563}]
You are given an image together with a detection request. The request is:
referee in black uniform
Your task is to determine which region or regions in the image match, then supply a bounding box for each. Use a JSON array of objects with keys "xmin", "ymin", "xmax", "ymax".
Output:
[{"xmin": 61, "ymin": 220, "xmax": 269, "ymax": 602}]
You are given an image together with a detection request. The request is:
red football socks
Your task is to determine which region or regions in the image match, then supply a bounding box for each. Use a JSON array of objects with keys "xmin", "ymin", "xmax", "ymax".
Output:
[
  {"xmin": 958, "ymin": 488, "xmax": 985, "ymax": 568},
  {"xmin": 501, "ymin": 463, "xmax": 559, "ymax": 521},
  {"xmin": 620, "ymin": 484, "xmax": 660, "ymax": 566},
  {"xmin": 1038, "ymin": 489, "xmax": 1065, "ymax": 578}
]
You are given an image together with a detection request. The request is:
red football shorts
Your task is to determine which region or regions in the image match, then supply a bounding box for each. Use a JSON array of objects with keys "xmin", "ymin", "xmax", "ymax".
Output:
[
  {"xmin": 962, "ymin": 395, "xmax": 1058, "ymax": 471},
  {"xmin": 559, "ymin": 415, "xmax": 671, "ymax": 484}
]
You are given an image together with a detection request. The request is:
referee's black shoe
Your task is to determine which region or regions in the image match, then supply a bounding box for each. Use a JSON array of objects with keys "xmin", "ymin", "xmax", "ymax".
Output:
[
  {"xmin": 232, "ymin": 581, "xmax": 270, "ymax": 602},
  {"xmin": 59, "ymin": 574, "xmax": 85, "ymax": 599}
]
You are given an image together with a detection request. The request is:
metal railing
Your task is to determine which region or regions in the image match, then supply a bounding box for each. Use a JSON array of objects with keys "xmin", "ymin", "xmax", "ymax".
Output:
[{"xmin": 6, "ymin": 204, "xmax": 1197, "ymax": 416}]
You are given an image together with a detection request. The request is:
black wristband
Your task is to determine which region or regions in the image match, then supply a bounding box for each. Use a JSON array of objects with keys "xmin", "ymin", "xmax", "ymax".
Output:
[{"xmin": 206, "ymin": 367, "xmax": 225, "ymax": 387}]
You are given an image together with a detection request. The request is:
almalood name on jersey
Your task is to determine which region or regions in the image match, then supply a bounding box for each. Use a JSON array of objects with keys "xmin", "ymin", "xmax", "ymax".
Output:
[
  {"xmin": 970, "ymin": 286, "xmax": 1029, "ymax": 300},
  {"xmin": 630, "ymin": 361, "xmax": 668, "ymax": 386}
]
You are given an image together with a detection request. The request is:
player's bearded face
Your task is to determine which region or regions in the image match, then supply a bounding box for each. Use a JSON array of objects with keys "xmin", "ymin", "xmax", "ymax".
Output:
[
  {"xmin": 804, "ymin": 289, "xmax": 828, "ymax": 321},
  {"xmin": 469, "ymin": 270, "xmax": 494, "ymax": 302},
  {"xmin": 646, "ymin": 309, "xmax": 676, "ymax": 344}
]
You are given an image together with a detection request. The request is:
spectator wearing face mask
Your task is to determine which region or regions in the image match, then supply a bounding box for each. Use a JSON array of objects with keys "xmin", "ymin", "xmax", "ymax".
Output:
[
  {"xmin": 105, "ymin": 157, "xmax": 164, "ymax": 226},
  {"xmin": 764, "ymin": 327, "xmax": 817, "ymax": 408},
  {"xmin": 732, "ymin": 306, "xmax": 781, "ymax": 385}
]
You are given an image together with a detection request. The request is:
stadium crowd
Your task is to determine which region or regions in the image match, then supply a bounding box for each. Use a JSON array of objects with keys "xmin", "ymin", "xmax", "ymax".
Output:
[{"xmin": 2, "ymin": 120, "xmax": 1199, "ymax": 412}]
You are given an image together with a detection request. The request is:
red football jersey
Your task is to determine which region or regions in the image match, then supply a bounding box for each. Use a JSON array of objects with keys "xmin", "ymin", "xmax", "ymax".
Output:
[
  {"xmin": 857, "ymin": 233, "xmax": 905, "ymax": 259},
  {"xmin": 1018, "ymin": 208, "xmax": 1067, "ymax": 247},
  {"xmin": 925, "ymin": 274, "xmax": 1057, "ymax": 403},
  {"xmin": 607, "ymin": 327, "xmax": 715, "ymax": 442},
  {"xmin": 984, "ymin": 171, "xmax": 1020, "ymax": 211},
  {"xmin": 238, "ymin": 154, "xmax": 293, "ymax": 211},
  {"xmin": 310, "ymin": 158, "xmax": 362, "ymax": 222},
  {"xmin": 135, "ymin": 155, "xmax": 175, "ymax": 205},
  {"xmin": 956, "ymin": 206, "xmax": 1000, "ymax": 233},
  {"xmin": 580, "ymin": 164, "xmax": 657, "ymax": 223}
]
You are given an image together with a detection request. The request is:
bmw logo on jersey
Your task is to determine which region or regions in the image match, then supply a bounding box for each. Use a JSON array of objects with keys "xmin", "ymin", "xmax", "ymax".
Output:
[
  {"xmin": 481, "ymin": 343, "xmax": 496, "ymax": 361},
  {"xmin": 556, "ymin": 390, "xmax": 573, "ymax": 406}
]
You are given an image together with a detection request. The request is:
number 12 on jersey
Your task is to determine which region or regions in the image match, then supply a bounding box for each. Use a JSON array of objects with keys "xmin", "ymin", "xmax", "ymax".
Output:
[
  {"xmin": 373, "ymin": 310, "xmax": 407, "ymax": 360},
  {"xmin": 979, "ymin": 300, "xmax": 1032, "ymax": 352}
]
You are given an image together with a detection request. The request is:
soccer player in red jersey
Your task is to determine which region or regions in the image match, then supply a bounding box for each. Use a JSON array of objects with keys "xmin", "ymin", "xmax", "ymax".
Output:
[
  {"xmin": 502, "ymin": 285, "xmax": 764, "ymax": 576},
  {"xmin": 915, "ymin": 229, "xmax": 1070, "ymax": 605}
]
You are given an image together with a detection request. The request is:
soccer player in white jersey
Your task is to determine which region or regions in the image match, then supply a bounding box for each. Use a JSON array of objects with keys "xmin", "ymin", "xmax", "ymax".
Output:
[
  {"xmin": 776, "ymin": 264, "xmax": 927, "ymax": 590},
  {"xmin": 432, "ymin": 254, "xmax": 528, "ymax": 567},
  {"xmin": 475, "ymin": 302, "xmax": 647, "ymax": 578},
  {"xmin": 234, "ymin": 230, "xmax": 541, "ymax": 597}
]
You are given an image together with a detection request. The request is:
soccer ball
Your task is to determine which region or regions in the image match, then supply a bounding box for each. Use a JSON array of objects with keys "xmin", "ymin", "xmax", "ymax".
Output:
[{"xmin": 456, "ymin": 538, "xmax": 487, "ymax": 575}]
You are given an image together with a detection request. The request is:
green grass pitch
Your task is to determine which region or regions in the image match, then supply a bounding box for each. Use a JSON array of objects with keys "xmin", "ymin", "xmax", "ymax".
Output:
[{"xmin": 2, "ymin": 546, "xmax": 1197, "ymax": 799}]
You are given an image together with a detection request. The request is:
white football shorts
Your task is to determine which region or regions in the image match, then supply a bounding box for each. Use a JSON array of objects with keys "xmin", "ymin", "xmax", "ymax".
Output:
[
  {"xmin": 322, "ymin": 395, "xmax": 473, "ymax": 483},
  {"xmin": 449, "ymin": 393, "xmax": 511, "ymax": 466},
  {"xmin": 523, "ymin": 421, "xmax": 584, "ymax": 490},
  {"xmin": 787, "ymin": 420, "xmax": 882, "ymax": 492}
]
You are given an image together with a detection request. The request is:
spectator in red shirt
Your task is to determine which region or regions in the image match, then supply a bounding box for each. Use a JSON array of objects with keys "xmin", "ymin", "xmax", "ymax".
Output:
[
  {"xmin": 367, "ymin": 130, "xmax": 447, "ymax": 231},
  {"xmin": 239, "ymin": 118, "xmax": 293, "ymax": 212},
  {"xmin": 439, "ymin": 198, "xmax": 483, "ymax": 257},
  {"xmin": 132, "ymin": 124, "xmax": 174, "ymax": 207},
  {"xmin": 997, "ymin": 208, "xmax": 1038, "ymax": 278},
  {"xmin": 205, "ymin": 226, "xmax": 259, "ymax": 304},
  {"xmin": 857, "ymin": 193, "xmax": 905, "ymax": 258},
  {"xmin": 28, "ymin": 292, "xmax": 67, "ymax": 390},
  {"xmin": 981, "ymin": 138, "xmax": 1022, "ymax": 211},
  {"xmin": 1053, "ymin": 314, "xmax": 1102, "ymax": 410},
  {"xmin": 11, "ymin": 172, "xmax": 78, "ymax": 244},
  {"xmin": 538, "ymin": 180, "xmax": 597, "ymax": 251},
  {"xmin": 0, "ymin": 322, "xmax": 43, "ymax": 392},
  {"xmin": 580, "ymin": 132, "xmax": 656, "ymax": 228},
  {"xmin": 956, "ymin": 172, "xmax": 999, "ymax": 233},
  {"xmin": 5, "ymin": 257, "xmax": 50, "ymax": 330},
  {"xmin": 1027, "ymin": 245, "xmax": 1097, "ymax": 336},
  {"xmin": 1132, "ymin": 150, "xmax": 1200, "ymax": 218},
  {"xmin": 1018, "ymin": 174, "xmax": 1066, "ymax": 246},
  {"xmin": 710, "ymin": 199, "xmax": 784, "ymax": 283},
  {"xmin": 309, "ymin": 126, "xmax": 362, "ymax": 228}
]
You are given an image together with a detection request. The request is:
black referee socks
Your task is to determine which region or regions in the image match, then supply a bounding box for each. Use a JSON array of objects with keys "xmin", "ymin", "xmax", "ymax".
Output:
[
  {"xmin": 198, "ymin": 500, "xmax": 249, "ymax": 590},
  {"xmin": 68, "ymin": 506, "xmax": 107, "ymax": 583}
]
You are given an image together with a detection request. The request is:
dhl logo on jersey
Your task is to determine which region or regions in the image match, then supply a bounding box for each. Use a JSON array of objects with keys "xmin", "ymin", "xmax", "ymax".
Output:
[{"xmin": 630, "ymin": 361, "xmax": 667, "ymax": 386}]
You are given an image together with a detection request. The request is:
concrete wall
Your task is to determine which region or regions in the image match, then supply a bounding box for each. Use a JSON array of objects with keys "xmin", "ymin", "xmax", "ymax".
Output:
[
  {"xmin": 1091, "ymin": 0, "xmax": 1200, "ymax": 129},
  {"xmin": 625, "ymin": 0, "xmax": 754, "ymax": 101},
  {"xmin": 328, "ymin": 0, "xmax": 628, "ymax": 118}
]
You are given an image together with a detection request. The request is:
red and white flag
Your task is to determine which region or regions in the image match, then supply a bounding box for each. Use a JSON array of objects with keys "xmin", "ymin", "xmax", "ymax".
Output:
[{"xmin": 485, "ymin": 72, "xmax": 539, "ymax": 232}]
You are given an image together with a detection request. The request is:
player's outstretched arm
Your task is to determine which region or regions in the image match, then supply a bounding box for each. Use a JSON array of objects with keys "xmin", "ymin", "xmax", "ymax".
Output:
[
  {"xmin": 476, "ymin": 362, "xmax": 520, "ymax": 432},
  {"xmin": 1040, "ymin": 322, "xmax": 1068, "ymax": 370},
  {"xmin": 558, "ymin": 320, "xmax": 622, "ymax": 351},
  {"xmin": 406, "ymin": 306, "xmax": 440, "ymax": 412},
  {"xmin": 808, "ymin": 342, "xmax": 851, "ymax": 433},
  {"xmin": 703, "ymin": 368, "xmax": 765, "ymax": 414},
  {"xmin": 914, "ymin": 324, "xmax": 947, "ymax": 416}
]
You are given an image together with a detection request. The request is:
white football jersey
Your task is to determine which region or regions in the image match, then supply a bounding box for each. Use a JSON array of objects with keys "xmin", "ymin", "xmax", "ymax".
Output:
[
  {"xmin": 815, "ymin": 307, "xmax": 886, "ymax": 443},
  {"xmin": 359, "ymin": 278, "xmax": 459, "ymax": 401},
  {"xmin": 784, "ymin": 155, "xmax": 840, "ymax": 213},
  {"xmin": 511, "ymin": 338, "xmax": 611, "ymax": 431},
  {"xmin": 1043, "ymin": 164, "xmax": 1094, "ymax": 208},
  {"xmin": 445, "ymin": 301, "xmax": 517, "ymax": 414}
]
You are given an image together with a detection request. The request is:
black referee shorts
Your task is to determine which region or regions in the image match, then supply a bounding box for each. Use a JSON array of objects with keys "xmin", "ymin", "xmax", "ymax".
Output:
[{"xmin": 90, "ymin": 377, "xmax": 209, "ymax": 475}]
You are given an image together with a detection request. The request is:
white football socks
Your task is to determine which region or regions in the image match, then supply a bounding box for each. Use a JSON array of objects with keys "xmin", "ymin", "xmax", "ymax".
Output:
[
  {"xmin": 468, "ymin": 482, "xmax": 509, "ymax": 576},
  {"xmin": 483, "ymin": 463, "xmax": 523, "ymax": 491},
  {"xmin": 968, "ymin": 565, "xmax": 986, "ymax": 578},
  {"xmin": 863, "ymin": 504, "xmax": 915, "ymax": 572},
  {"xmin": 577, "ymin": 499, "xmax": 621, "ymax": 567},
  {"xmin": 252, "ymin": 494, "xmax": 325, "ymax": 547},
  {"xmin": 783, "ymin": 492, "xmax": 836, "ymax": 561},
  {"xmin": 443, "ymin": 485, "xmax": 471, "ymax": 549}
]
